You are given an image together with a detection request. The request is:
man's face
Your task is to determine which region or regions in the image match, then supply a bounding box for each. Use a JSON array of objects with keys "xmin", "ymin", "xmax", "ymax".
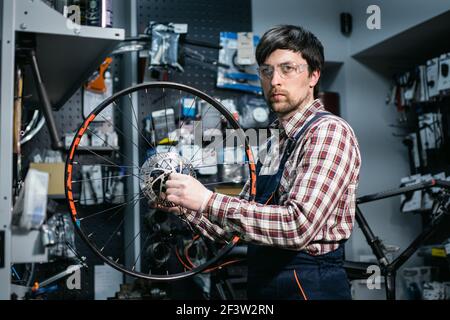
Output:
[{"xmin": 260, "ymin": 49, "xmax": 320, "ymax": 119}]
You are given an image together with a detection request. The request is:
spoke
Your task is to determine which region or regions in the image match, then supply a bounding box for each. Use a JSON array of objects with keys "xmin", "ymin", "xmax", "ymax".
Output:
[
  {"xmin": 113, "ymin": 100, "xmax": 153, "ymax": 151},
  {"xmin": 124, "ymin": 229, "xmax": 142, "ymax": 256},
  {"xmin": 69, "ymin": 84, "xmax": 250, "ymax": 279},
  {"xmin": 100, "ymin": 193, "xmax": 141, "ymax": 252},
  {"xmin": 98, "ymin": 192, "xmax": 144, "ymax": 256},
  {"xmin": 203, "ymin": 181, "xmax": 244, "ymax": 187},
  {"xmin": 79, "ymin": 193, "xmax": 144, "ymax": 221},
  {"xmin": 178, "ymin": 96, "xmax": 198, "ymax": 133},
  {"xmin": 73, "ymin": 191, "xmax": 140, "ymax": 204},
  {"xmin": 144, "ymin": 88, "xmax": 156, "ymax": 147},
  {"xmin": 193, "ymin": 162, "xmax": 249, "ymax": 170},
  {"xmin": 128, "ymin": 94, "xmax": 156, "ymax": 150},
  {"xmin": 189, "ymin": 110, "xmax": 221, "ymax": 163},
  {"xmin": 163, "ymin": 89, "xmax": 170, "ymax": 140},
  {"xmin": 178, "ymin": 90, "xmax": 182, "ymax": 128},
  {"xmin": 98, "ymin": 113, "xmax": 145, "ymax": 154},
  {"xmin": 73, "ymin": 161, "xmax": 136, "ymax": 169},
  {"xmin": 78, "ymin": 148, "xmax": 143, "ymax": 182},
  {"xmin": 163, "ymin": 88, "xmax": 176, "ymax": 154},
  {"xmin": 122, "ymin": 225, "xmax": 160, "ymax": 265},
  {"xmin": 100, "ymin": 218, "xmax": 125, "ymax": 253},
  {"xmin": 132, "ymin": 232, "xmax": 153, "ymax": 271},
  {"xmin": 86, "ymin": 128, "xmax": 139, "ymax": 171},
  {"xmin": 72, "ymin": 174, "xmax": 133, "ymax": 184}
]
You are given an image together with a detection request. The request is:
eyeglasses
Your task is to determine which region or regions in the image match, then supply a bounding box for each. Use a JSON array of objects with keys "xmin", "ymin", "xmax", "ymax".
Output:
[{"xmin": 258, "ymin": 62, "xmax": 309, "ymax": 80}]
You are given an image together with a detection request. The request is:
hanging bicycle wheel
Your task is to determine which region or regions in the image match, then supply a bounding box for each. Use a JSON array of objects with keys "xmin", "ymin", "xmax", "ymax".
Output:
[{"xmin": 65, "ymin": 82, "xmax": 256, "ymax": 281}]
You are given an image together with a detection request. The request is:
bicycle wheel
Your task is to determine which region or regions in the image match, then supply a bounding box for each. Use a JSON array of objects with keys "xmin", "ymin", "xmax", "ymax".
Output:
[{"xmin": 65, "ymin": 82, "xmax": 256, "ymax": 281}]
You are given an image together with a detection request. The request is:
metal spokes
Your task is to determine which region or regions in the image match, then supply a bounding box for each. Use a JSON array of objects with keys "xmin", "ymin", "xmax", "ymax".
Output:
[{"xmin": 65, "ymin": 82, "xmax": 256, "ymax": 281}]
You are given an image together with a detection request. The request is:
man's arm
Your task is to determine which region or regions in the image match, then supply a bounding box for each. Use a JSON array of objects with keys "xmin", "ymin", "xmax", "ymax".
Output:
[
  {"xmin": 204, "ymin": 119, "xmax": 361, "ymax": 250},
  {"xmin": 181, "ymin": 179, "xmax": 251, "ymax": 242}
]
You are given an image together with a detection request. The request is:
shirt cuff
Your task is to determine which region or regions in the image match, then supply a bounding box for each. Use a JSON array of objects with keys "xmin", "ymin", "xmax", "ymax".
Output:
[
  {"xmin": 183, "ymin": 209, "xmax": 203, "ymax": 225},
  {"xmin": 205, "ymin": 192, "xmax": 233, "ymax": 228}
]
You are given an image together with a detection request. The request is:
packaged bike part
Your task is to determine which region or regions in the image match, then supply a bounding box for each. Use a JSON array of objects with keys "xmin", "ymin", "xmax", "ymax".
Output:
[
  {"xmin": 148, "ymin": 22, "xmax": 184, "ymax": 72},
  {"xmin": 151, "ymin": 108, "xmax": 177, "ymax": 144},
  {"xmin": 198, "ymin": 147, "xmax": 218, "ymax": 176},
  {"xmin": 40, "ymin": 224, "xmax": 56, "ymax": 247},
  {"xmin": 182, "ymin": 97, "xmax": 197, "ymax": 119},
  {"xmin": 180, "ymin": 145, "xmax": 202, "ymax": 168},
  {"xmin": 422, "ymin": 281, "xmax": 445, "ymax": 300},
  {"xmin": 238, "ymin": 95, "xmax": 270, "ymax": 129},
  {"xmin": 220, "ymin": 147, "xmax": 245, "ymax": 184},
  {"xmin": 217, "ymin": 32, "xmax": 262, "ymax": 95},
  {"xmin": 80, "ymin": 165, "xmax": 104, "ymax": 205},
  {"xmin": 237, "ymin": 32, "xmax": 257, "ymax": 65},
  {"xmin": 438, "ymin": 53, "xmax": 450, "ymax": 93},
  {"xmin": 426, "ymin": 57, "xmax": 440, "ymax": 98},
  {"xmin": 46, "ymin": 213, "xmax": 76, "ymax": 259},
  {"xmin": 402, "ymin": 267, "xmax": 435, "ymax": 299},
  {"xmin": 199, "ymin": 100, "xmax": 222, "ymax": 130},
  {"xmin": 12, "ymin": 169, "xmax": 49, "ymax": 231}
]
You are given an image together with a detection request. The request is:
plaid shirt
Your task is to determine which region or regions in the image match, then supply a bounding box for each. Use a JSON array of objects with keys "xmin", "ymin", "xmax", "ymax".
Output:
[{"xmin": 185, "ymin": 99, "xmax": 361, "ymax": 256}]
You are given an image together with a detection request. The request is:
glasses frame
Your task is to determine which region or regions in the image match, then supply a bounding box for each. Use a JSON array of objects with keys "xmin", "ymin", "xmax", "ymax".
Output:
[{"xmin": 258, "ymin": 62, "xmax": 309, "ymax": 80}]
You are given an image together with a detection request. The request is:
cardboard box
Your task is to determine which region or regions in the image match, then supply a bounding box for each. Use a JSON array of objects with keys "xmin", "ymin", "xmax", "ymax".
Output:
[{"xmin": 30, "ymin": 163, "xmax": 65, "ymax": 196}]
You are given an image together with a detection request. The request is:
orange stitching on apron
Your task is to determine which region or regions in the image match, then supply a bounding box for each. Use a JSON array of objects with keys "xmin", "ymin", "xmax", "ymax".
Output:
[
  {"xmin": 294, "ymin": 270, "xmax": 308, "ymax": 300},
  {"xmin": 264, "ymin": 192, "xmax": 274, "ymax": 205}
]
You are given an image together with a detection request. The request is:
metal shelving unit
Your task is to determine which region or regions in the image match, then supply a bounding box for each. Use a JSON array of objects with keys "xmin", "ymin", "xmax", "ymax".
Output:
[{"xmin": 0, "ymin": 0, "xmax": 125, "ymax": 299}]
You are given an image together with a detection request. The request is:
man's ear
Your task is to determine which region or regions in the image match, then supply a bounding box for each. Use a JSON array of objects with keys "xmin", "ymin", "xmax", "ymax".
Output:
[{"xmin": 309, "ymin": 70, "xmax": 321, "ymax": 88}]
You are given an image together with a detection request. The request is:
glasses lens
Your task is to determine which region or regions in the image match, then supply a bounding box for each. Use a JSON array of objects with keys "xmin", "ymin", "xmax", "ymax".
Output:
[{"xmin": 259, "ymin": 66, "xmax": 273, "ymax": 79}]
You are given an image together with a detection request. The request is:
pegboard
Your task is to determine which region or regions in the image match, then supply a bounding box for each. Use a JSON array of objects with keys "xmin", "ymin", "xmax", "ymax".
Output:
[
  {"xmin": 134, "ymin": 1, "xmax": 253, "ymax": 298},
  {"xmin": 137, "ymin": 0, "xmax": 253, "ymax": 98}
]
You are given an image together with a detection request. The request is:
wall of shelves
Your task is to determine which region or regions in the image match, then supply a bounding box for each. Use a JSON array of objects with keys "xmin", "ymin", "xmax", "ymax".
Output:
[{"xmin": 0, "ymin": 0, "xmax": 125, "ymax": 299}]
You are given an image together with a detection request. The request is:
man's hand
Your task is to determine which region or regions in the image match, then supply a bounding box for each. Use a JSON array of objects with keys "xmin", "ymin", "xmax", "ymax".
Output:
[{"xmin": 165, "ymin": 173, "xmax": 213, "ymax": 212}]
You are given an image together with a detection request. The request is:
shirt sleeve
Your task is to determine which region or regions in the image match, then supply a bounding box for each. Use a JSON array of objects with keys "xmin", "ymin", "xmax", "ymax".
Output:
[
  {"xmin": 204, "ymin": 119, "xmax": 361, "ymax": 250},
  {"xmin": 182, "ymin": 178, "xmax": 252, "ymax": 242}
]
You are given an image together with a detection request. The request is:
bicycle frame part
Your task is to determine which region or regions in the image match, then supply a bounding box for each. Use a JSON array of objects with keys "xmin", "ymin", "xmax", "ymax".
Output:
[{"xmin": 355, "ymin": 179, "xmax": 450, "ymax": 300}]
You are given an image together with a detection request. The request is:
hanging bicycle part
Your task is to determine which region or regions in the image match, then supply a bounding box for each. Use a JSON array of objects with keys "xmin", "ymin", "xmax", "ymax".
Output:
[
  {"xmin": 16, "ymin": 46, "xmax": 64, "ymax": 150},
  {"xmin": 65, "ymin": 82, "xmax": 256, "ymax": 281},
  {"xmin": 111, "ymin": 33, "xmax": 228, "ymax": 71}
]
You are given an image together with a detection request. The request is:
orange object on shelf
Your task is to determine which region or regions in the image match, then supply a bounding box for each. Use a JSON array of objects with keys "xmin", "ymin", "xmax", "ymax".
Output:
[{"xmin": 85, "ymin": 57, "xmax": 113, "ymax": 94}]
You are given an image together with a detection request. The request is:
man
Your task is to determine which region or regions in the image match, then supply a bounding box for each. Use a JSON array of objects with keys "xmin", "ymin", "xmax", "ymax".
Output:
[{"xmin": 164, "ymin": 25, "xmax": 361, "ymax": 300}]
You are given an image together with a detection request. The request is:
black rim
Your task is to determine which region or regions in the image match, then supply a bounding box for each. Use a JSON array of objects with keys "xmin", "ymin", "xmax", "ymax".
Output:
[{"xmin": 65, "ymin": 81, "xmax": 256, "ymax": 281}]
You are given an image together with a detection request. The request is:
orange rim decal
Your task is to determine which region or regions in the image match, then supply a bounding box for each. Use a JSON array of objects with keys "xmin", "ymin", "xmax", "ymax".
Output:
[{"xmin": 68, "ymin": 114, "xmax": 96, "ymax": 219}]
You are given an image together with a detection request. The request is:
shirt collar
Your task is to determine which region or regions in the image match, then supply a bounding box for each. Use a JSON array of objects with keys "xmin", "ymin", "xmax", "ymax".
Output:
[{"xmin": 269, "ymin": 99, "xmax": 326, "ymax": 138}]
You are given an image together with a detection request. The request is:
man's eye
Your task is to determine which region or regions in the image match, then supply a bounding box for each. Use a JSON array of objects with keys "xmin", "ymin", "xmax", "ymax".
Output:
[
  {"xmin": 261, "ymin": 68, "xmax": 272, "ymax": 76},
  {"xmin": 281, "ymin": 65, "xmax": 296, "ymax": 73}
]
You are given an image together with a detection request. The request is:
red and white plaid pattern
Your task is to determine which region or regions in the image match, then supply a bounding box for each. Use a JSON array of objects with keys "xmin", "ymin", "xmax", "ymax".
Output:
[{"xmin": 185, "ymin": 99, "xmax": 361, "ymax": 256}]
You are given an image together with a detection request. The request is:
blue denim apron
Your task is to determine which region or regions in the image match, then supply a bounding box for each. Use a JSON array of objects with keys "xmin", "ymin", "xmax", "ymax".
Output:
[{"xmin": 247, "ymin": 112, "xmax": 352, "ymax": 300}]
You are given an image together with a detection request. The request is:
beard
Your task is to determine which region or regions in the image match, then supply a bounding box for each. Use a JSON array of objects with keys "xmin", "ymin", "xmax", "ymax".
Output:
[{"xmin": 268, "ymin": 91, "xmax": 311, "ymax": 118}]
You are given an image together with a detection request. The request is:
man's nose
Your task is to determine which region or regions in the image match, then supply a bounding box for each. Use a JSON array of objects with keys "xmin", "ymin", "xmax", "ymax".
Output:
[{"xmin": 270, "ymin": 68, "xmax": 283, "ymax": 87}]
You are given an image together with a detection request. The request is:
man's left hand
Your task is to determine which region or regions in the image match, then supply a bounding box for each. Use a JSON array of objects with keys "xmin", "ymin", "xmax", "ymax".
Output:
[{"xmin": 165, "ymin": 173, "xmax": 213, "ymax": 212}]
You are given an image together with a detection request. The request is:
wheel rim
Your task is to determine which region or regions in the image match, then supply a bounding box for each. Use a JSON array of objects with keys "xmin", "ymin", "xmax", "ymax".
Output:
[{"xmin": 65, "ymin": 82, "xmax": 256, "ymax": 281}]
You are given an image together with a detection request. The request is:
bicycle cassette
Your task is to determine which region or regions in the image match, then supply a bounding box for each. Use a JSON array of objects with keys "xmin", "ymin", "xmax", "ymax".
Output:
[{"xmin": 140, "ymin": 152, "xmax": 196, "ymax": 206}]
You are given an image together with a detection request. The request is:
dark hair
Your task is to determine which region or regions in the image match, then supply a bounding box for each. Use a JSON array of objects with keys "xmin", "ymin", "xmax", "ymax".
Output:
[{"xmin": 256, "ymin": 25, "xmax": 324, "ymax": 97}]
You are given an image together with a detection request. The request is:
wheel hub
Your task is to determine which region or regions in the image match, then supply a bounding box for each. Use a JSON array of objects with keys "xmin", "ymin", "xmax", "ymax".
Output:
[{"xmin": 140, "ymin": 152, "xmax": 196, "ymax": 206}]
